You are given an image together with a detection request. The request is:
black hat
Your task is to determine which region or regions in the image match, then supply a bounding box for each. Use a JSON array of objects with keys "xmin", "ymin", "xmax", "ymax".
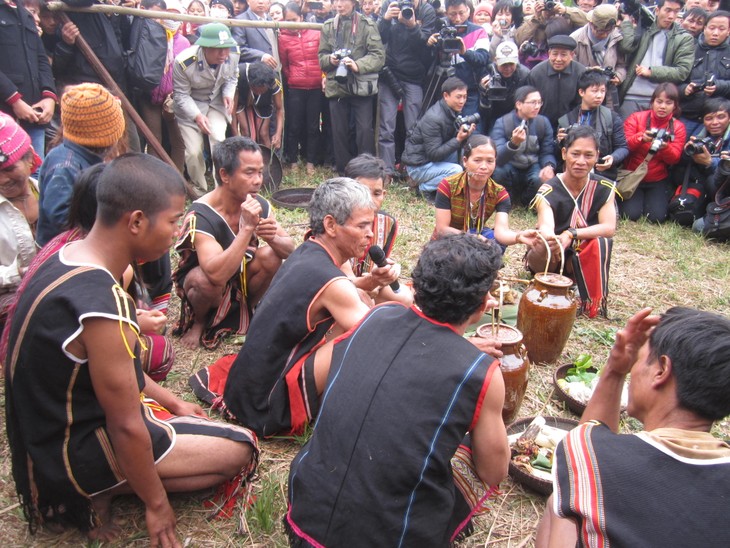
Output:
[{"xmin": 547, "ymin": 35, "xmax": 577, "ymax": 51}]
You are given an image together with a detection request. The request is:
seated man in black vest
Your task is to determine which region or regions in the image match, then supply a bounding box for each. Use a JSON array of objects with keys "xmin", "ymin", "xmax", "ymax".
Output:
[
  {"xmin": 286, "ymin": 234, "xmax": 510, "ymax": 546},
  {"xmin": 190, "ymin": 178, "xmax": 382, "ymax": 436},
  {"xmin": 537, "ymin": 306, "xmax": 730, "ymax": 547}
]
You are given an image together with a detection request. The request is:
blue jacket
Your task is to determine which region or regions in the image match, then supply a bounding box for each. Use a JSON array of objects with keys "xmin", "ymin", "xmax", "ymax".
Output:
[
  {"xmin": 37, "ymin": 140, "xmax": 103, "ymax": 246},
  {"xmin": 492, "ymin": 111, "xmax": 556, "ymax": 170}
]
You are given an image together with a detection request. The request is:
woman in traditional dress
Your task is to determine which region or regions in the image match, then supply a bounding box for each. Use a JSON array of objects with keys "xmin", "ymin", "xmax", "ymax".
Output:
[
  {"xmin": 526, "ymin": 125, "xmax": 617, "ymax": 318},
  {"xmin": 433, "ymin": 133, "xmax": 537, "ymax": 249}
]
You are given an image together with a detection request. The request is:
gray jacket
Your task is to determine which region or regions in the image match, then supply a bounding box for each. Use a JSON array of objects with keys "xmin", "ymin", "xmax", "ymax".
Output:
[{"xmin": 172, "ymin": 44, "xmax": 240, "ymax": 127}]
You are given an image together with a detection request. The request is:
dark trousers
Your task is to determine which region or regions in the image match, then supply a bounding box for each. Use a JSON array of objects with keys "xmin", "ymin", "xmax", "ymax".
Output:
[
  {"xmin": 329, "ymin": 95, "xmax": 376, "ymax": 174},
  {"xmin": 286, "ymin": 88, "xmax": 324, "ymax": 165},
  {"xmin": 619, "ymin": 179, "xmax": 672, "ymax": 223},
  {"xmin": 493, "ymin": 163, "xmax": 543, "ymax": 206}
]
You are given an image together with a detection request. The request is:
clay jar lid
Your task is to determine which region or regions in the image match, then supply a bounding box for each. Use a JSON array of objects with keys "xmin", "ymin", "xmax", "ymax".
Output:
[
  {"xmin": 477, "ymin": 323, "xmax": 523, "ymax": 345},
  {"xmin": 534, "ymin": 272, "xmax": 573, "ymax": 289}
]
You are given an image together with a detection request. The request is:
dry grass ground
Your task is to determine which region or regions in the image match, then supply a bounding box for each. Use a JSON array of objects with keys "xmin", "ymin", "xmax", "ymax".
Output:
[{"xmin": 1, "ymin": 164, "xmax": 728, "ymax": 547}]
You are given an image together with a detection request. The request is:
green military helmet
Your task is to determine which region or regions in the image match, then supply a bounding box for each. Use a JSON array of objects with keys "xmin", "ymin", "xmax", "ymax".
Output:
[{"xmin": 196, "ymin": 22, "xmax": 237, "ymax": 48}]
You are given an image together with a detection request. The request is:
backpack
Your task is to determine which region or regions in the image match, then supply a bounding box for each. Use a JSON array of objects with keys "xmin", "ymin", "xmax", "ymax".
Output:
[
  {"xmin": 702, "ymin": 178, "xmax": 730, "ymax": 241},
  {"xmin": 127, "ymin": 18, "xmax": 168, "ymax": 92},
  {"xmin": 668, "ymin": 166, "xmax": 704, "ymax": 227}
]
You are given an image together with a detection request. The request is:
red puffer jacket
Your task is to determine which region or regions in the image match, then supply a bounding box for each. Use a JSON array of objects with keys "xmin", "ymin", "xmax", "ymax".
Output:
[
  {"xmin": 278, "ymin": 28, "xmax": 322, "ymax": 90},
  {"xmin": 623, "ymin": 109, "xmax": 686, "ymax": 183}
]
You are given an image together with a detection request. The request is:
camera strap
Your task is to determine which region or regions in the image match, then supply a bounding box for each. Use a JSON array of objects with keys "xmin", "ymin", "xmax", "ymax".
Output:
[
  {"xmin": 334, "ymin": 12, "xmax": 359, "ymax": 50},
  {"xmin": 646, "ymin": 113, "xmax": 674, "ymax": 136}
]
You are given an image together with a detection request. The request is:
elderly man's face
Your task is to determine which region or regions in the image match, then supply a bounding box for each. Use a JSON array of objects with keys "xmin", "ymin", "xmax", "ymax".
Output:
[
  {"xmin": 548, "ymin": 47, "xmax": 572, "ymax": 72},
  {"xmin": 337, "ymin": 206, "xmax": 375, "ymax": 259}
]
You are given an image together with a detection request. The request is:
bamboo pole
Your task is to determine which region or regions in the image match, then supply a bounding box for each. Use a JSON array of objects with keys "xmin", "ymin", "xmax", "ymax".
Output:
[
  {"xmin": 47, "ymin": 2, "xmax": 323, "ymax": 30},
  {"xmin": 54, "ymin": 10, "xmax": 200, "ymax": 200}
]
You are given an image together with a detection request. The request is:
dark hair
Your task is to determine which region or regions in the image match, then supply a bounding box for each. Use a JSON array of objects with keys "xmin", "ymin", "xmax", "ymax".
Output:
[
  {"xmin": 648, "ymin": 307, "xmax": 730, "ymax": 421},
  {"xmin": 651, "ymin": 82, "xmax": 681, "ymax": 117},
  {"xmin": 656, "ymin": 0, "xmax": 684, "ymax": 8},
  {"xmin": 141, "ymin": 0, "xmax": 166, "ymax": 9},
  {"xmin": 685, "ymin": 6, "xmax": 708, "ymax": 21},
  {"xmin": 210, "ymin": 0, "xmax": 234, "ymax": 16},
  {"xmin": 284, "ymin": 1, "xmax": 302, "ymax": 16},
  {"xmin": 247, "ymin": 61, "xmax": 277, "ymax": 89},
  {"xmin": 562, "ymin": 125, "xmax": 599, "ymax": 150},
  {"xmin": 493, "ymin": 0, "xmax": 522, "ymax": 28},
  {"xmin": 309, "ymin": 178, "xmax": 374, "ymax": 235},
  {"xmin": 515, "ymin": 85, "xmax": 539, "ymax": 103},
  {"xmin": 463, "ymin": 134, "xmax": 496, "ymax": 158},
  {"xmin": 442, "ymin": 76, "xmax": 468, "ymax": 94},
  {"xmin": 344, "ymin": 153, "xmax": 386, "ymax": 182},
  {"xmin": 445, "ymin": 0, "xmax": 468, "ymax": 10},
  {"xmin": 706, "ymin": 9, "xmax": 730, "ymax": 24},
  {"xmin": 578, "ymin": 69, "xmax": 609, "ymax": 92},
  {"xmin": 68, "ymin": 164, "xmax": 105, "ymax": 233},
  {"xmin": 702, "ymin": 97, "xmax": 730, "ymax": 118},
  {"xmin": 413, "ymin": 235, "xmax": 502, "ymax": 325},
  {"xmin": 212, "ymin": 136, "xmax": 261, "ymax": 186},
  {"xmin": 96, "ymin": 153, "xmax": 185, "ymax": 226}
]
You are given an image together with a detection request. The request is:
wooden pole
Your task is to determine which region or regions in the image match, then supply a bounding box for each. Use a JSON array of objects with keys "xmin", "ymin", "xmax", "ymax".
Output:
[
  {"xmin": 54, "ymin": 10, "xmax": 200, "ymax": 200},
  {"xmin": 47, "ymin": 2, "xmax": 323, "ymax": 30}
]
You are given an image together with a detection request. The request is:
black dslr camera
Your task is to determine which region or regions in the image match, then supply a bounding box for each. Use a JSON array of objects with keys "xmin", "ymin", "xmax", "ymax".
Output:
[
  {"xmin": 333, "ymin": 48, "xmax": 353, "ymax": 84},
  {"xmin": 600, "ymin": 66, "xmax": 618, "ymax": 80},
  {"xmin": 648, "ymin": 128, "xmax": 673, "ymax": 154},
  {"xmin": 479, "ymin": 64, "xmax": 508, "ymax": 109},
  {"xmin": 544, "ymin": 0, "xmax": 557, "ymax": 11},
  {"xmin": 685, "ymin": 136, "xmax": 718, "ymax": 155},
  {"xmin": 618, "ymin": 0, "xmax": 655, "ymax": 28},
  {"xmin": 520, "ymin": 41, "xmax": 539, "ymax": 58},
  {"xmin": 398, "ymin": 0, "xmax": 414, "ymax": 19},
  {"xmin": 691, "ymin": 73, "xmax": 716, "ymax": 93},
  {"xmin": 455, "ymin": 112, "xmax": 481, "ymax": 131}
]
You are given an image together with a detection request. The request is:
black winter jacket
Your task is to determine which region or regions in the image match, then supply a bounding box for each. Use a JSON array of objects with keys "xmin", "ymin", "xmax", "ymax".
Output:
[{"xmin": 401, "ymin": 98, "xmax": 460, "ymax": 166}]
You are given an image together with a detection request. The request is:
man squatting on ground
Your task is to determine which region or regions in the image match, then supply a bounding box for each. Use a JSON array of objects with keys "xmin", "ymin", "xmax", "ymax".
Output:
[
  {"xmin": 5, "ymin": 154, "xmax": 258, "ymax": 547},
  {"xmin": 173, "ymin": 137, "xmax": 294, "ymax": 350}
]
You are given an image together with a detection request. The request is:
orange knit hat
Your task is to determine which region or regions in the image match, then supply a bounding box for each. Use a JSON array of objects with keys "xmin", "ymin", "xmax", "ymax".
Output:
[{"xmin": 61, "ymin": 83, "xmax": 125, "ymax": 148}]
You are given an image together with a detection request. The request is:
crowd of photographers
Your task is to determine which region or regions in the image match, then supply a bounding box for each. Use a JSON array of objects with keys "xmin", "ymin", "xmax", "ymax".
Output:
[{"xmin": 3, "ymin": 0, "xmax": 730, "ymax": 235}]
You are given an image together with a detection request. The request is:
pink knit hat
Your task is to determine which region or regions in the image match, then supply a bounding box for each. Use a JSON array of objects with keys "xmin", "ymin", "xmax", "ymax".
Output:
[{"xmin": 0, "ymin": 112, "xmax": 41, "ymax": 171}]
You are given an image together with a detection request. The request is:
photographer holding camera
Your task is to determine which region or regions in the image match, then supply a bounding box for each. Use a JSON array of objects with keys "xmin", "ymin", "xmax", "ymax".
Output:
[
  {"xmin": 319, "ymin": 0, "xmax": 385, "ymax": 174},
  {"xmin": 401, "ymin": 77, "xmax": 477, "ymax": 201},
  {"xmin": 478, "ymin": 41, "xmax": 530, "ymax": 134},
  {"xmin": 377, "ymin": 0, "xmax": 437, "ymax": 177},
  {"xmin": 426, "ymin": 0, "xmax": 491, "ymax": 116},
  {"xmin": 621, "ymin": 83, "xmax": 687, "ymax": 222},
  {"xmin": 671, "ymin": 98, "xmax": 730, "ymax": 226},
  {"xmin": 679, "ymin": 11, "xmax": 730, "ymax": 135}
]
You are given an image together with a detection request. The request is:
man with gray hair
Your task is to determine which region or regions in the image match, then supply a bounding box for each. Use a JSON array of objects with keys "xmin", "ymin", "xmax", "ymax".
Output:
[{"xmin": 190, "ymin": 178, "xmax": 376, "ymax": 436}]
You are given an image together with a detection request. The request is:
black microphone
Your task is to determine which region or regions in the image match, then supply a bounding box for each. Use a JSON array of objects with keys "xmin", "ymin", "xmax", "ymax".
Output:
[{"xmin": 368, "ymin": 245, "xmax": 400, "ymax": 293}]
